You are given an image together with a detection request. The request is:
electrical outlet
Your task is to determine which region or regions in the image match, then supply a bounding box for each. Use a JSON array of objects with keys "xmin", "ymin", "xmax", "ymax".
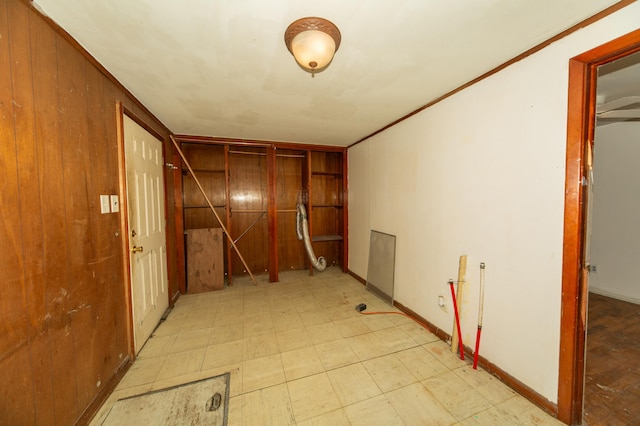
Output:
[
  {"xmin": 438, "ymin": 295, "xmax": 445, "ymax": 307},
  {"xmin": 110, "ymin": 195, "xmax": 119, "ymax": 213}
]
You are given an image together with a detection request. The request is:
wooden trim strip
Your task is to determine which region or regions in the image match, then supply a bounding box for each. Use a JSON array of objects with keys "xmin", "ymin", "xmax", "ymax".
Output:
[
  {"xmin": 558, "ymin": 28, "xmax": 640, "ymax": 425},
  {"xmin": 115, "ymin": 101, "xmax": 136, "ymax": 360},
  {"xmin": 348, "ymin": 0, "xmax": 636, "ymax": 148},
  {"xmin": 174, "ymin": 134, "xmax": 347, "ymax": 153},
  {"xmin": 77, "ymin": 356, "xmax": 132, "ymax": 425},
  {"xmin": 267, "ymin": 146, "xmax": 278, "ymax": 282},
  {"xmin": 342, "ymin": 150, "xmax": 349, "ymax": 272}
]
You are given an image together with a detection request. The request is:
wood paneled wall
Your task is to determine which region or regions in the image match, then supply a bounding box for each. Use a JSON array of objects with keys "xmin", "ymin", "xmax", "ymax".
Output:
[{"xmin": 0, "ymin": 0, "xmax": 178, "ymax": 423}]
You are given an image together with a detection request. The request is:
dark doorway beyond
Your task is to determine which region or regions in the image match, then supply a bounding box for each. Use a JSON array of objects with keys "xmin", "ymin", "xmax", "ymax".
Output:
[{"xmin": 584, "ymin": 293, "xmax": 640, "ymax": 425}]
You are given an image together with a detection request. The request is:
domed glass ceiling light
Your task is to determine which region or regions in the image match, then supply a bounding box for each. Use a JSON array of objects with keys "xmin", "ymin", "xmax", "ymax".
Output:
[{"xmin": 284, "ymin": 17, "xmax": 341, "ymax": 77}]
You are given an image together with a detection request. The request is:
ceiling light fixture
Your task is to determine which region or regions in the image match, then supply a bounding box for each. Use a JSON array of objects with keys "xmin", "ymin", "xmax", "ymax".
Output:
[{"xmin": 284, "ymin": 17, "xmax": 341, "ymax": 77}]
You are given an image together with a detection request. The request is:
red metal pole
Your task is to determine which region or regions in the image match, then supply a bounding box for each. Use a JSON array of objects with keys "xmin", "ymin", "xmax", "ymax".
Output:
[
  {"xmin": 473, "ymin": 327, "xmax": 482, "ymax": 369},
  {"xmin": 473, "ymin": 262, "xmax": 486, "ymax": 369},
  {"xmin": 448, "ymin": 279, "xmax": 464, "ymax": 360}
]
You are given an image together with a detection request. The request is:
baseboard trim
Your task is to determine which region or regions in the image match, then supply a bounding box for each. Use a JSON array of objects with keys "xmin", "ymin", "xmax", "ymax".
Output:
[
  {"xmin": 76, "ymin": 355, "xmax": 132, "ymax": 425},
  {"xmin": 347, "ymin": 268, "xmax": 559, "ymax": 419},
  {"xmin": 348, "ymin": 269, "xmax": 366, "ymax": 285}
]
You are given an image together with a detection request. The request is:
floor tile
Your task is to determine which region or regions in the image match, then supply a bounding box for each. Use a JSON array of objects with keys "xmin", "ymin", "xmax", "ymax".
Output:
[
  {"xmin": 151, "ymin": 320, "xmax": 183, "ymax": 337},
  {"xmin": 386, "ymin": 382, "xmax": 457, "ymax": 425},
  {"xmin": 276, "ymin": 327, "xmax": 313, "ymax": 352},
  {"xmin": 422, "ymin": 370, "xmax": 492, "ymax": 420},
  {"xmin": 155, "ymin": 347, "xmax": 206, "ymax": 381},
  {"xmin": 362, "ymin": 353, "xmax": 417, "ymax": 392},
  {"xmin": 400, "ymin": 321, "xmax": 440, "ymax": 344},
  {"xmin": 307, "ymin": 322, "xmax": 343, "ymax": 345},
  {"xmin": 300, "ymin": 310, "xmax": 332, "ymax": 327},
  {"xmin": 209, "ymin": 322, "xmax": 243, "ymax": 345},
  {"xmin": 281, "ymin": 346, "xmax": 325, "ymax": 381},
  {"xmin": 334, "ymin": 317, "xmax": 372, "ymax": 338},
  {"xmin": 425, "ymin": 339, "xmax": 467, "ymax": 370},
  {"xmin": 327, "ymin": 363, "xmax": 381, "ymax": 406},
  {"xmin": 116, "ymin": 356, "xmax": 166, "ymax": 389},
  {"xmin": 199, "ymin": 362, "xmax": 242, "ymax": 397},
  {"xmin": 287, "ymin": 373, "xmax": 342, "ymax": 422},
  {"xmin": 296, "ymin": 408, "xmax": 351, "ymax": 426},
  {"xmin": 243, "ymin": 333, "xmax": 280, "ymax": 361},
  {"xmin": 201, "ymin": 339, "xmax": 243, "ymax": 370},
  {"xmin": 359, "ymin": 313, "xmax": 398, "ymax": 331},
  {"xmin": 243, "ymin": 314, "xmax": 274, "ymax": 338},
  {"xmin": 453, "ymin": 364, "xmax": 516, "ymax": 405},
  {"xmin": 274, "ymin": 312, "xmax": 305, "ymax": 332},
  {"xmin": 395, "ymin": 346, "xmax": 449, "ymax": 380},
  {"xmin": 315, "ymin": 339, "xmax": 360, "ymax": 371},
  {"xmin": 242, "ymin": 353, "xmax": 285, "ymax": 393},
  {"xmin": 348, "ymin": 332, "xmax": 389, "ymax": 361},
  {"xmin": 241, "ymin": 383, "xmax": 296, "ymax": 425},
  {"xmin": 168, "ymin": 327, "xmax": 212, "ymax": 353},
  {"xmin": 343, "ymin": 394, "xmax": 405, "ymax": 426},
  {"xmin": 137, "ymin": 334, "xmax": 175, "ymax": 359},
  {"xmin": 374, "ymin": 326, "xmax": 419, "ymax": 352}
]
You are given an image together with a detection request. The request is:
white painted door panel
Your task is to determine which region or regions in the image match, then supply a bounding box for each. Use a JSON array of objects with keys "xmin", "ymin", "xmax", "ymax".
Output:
[{"xmin": 124, "ymin": 115, "xmax": 169, "ymax": 354}]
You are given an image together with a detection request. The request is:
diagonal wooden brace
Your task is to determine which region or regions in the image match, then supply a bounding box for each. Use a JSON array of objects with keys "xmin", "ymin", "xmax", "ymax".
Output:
[{"xmin": 170, "ymin": 135, "xmax": 257, "ymax": 285}]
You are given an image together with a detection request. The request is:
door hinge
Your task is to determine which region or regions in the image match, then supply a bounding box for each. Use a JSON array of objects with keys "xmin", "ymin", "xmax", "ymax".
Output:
[{"xmin": 581, "ymin": 177, "xmax": 588, "ymax": 186}]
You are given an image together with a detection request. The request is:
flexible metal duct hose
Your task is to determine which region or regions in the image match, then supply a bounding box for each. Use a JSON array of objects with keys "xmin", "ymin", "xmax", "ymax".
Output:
[{"xmin": 296, "ymin": 203, "xmax": 327, "ymax": 272}]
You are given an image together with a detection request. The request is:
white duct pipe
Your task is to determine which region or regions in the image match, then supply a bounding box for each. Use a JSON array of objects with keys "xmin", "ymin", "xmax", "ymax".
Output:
[{"xmin": 296, "ymin": 203, "xmax": 327, "ymax": 272}]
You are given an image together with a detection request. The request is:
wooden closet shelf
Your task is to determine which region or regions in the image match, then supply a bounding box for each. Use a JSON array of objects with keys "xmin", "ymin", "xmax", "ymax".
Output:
[
  {"xmin": 184, "ymin": 205, "xmax": 226, "ymax": 209},
  {"xmin": 276, "ymin": 153, "xmax": 306, "ymax": 158},
  {"xmin": 311, "ymin": 171, "xmax": 343, "ymax": 177},
  {"xmin": 182, "ymin": 168, "xmax": 225, "ymax": 174},
  {"xmin": 229, "ymin": 150, "xmax": 266, "ymax": 156},
  {"xmin": 231, "ymin": 209, "xmax": 268, "ymax": 213},
  {"xmin": 312, "ymin": 235, "xmax": 343, "ymax": 242}
]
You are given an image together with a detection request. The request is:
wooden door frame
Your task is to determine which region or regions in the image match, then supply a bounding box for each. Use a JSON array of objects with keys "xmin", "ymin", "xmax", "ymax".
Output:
[
  {"xmin": 558, "ymin": 28, "xmax": 640, "ymax": 425},
  {"xmin": 115, "ymin": 101, "xmax": 171, "ymax": 359}
]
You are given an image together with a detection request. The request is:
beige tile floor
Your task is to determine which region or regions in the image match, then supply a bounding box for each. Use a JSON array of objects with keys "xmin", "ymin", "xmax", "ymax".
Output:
[{"xmin": 91, "ymin": 267, "xmax": 563, "ymax": 425}]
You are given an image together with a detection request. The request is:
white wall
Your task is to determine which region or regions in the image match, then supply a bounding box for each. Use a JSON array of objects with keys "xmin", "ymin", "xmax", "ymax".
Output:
[
  {"xmin": 590, "ymin": 122, "xmax": 640, "ymax": 303},
  {"xmin": 348, "ymin": 3, "xmax": 640, "ymax": 404}
]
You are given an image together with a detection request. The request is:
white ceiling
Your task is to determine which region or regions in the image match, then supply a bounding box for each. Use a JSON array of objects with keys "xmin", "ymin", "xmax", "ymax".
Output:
[
  {"xmin": 33, "ymin": 0, "xmax": 625, "ymax": 147},
  {"xmin": 597, "ymin": 51, "xmax": 640, "ymax": 125}
]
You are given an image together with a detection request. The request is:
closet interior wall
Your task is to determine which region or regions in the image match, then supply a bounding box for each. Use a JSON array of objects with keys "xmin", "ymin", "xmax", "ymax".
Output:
[{"xmin": 176, "ymin": 138, "xmax": 348, "ymax": 284}]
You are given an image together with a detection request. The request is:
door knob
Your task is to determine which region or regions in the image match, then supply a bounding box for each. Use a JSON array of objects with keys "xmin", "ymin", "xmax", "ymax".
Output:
[{"xmin": 132, "ymin": 246, "xmax": 144, "ymax": 253}]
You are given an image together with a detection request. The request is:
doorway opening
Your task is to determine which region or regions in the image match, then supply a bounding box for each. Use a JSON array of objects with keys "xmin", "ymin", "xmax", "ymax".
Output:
[
  {"xmin": 583, "ymin": 50, "xmax": 640, "ymax": 425},
  {"xmin": 558, "ymin": 29, "xmax": 640, "ymax": 425}
]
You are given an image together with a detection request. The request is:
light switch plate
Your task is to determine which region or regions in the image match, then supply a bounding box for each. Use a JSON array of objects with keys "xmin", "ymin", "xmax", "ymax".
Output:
[
  {"xmin": 100, "ymin": 195, "xmax": 110, "ymax": 214},
  {"xmin": 110, "ymin": 195, "xmax": 119, "ymax": 213}
]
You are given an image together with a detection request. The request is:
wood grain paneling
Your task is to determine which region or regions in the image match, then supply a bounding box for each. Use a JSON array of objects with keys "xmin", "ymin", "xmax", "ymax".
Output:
[
  {"xmin": 229, "ymin": 148, "xmax": 269, "ymax": 275},
  {"xmin": 0, "ymin": 1, "xmax": 177, "ymax": 423},
  {"xmin": 276, "ymin": 151, "xmax": 305, "ymax": 271},
  {"xmin": 278, "ymin": 213, "xmax": 306, "ymax": 271},
  {"xmin": 0, "ymin": 1, "xmax": 35, "ymax": 423}
]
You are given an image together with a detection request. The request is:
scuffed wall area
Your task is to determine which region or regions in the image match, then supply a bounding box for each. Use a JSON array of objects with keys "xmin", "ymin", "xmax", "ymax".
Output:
[{"xmin": 0, "ymin": 0, "xmax": 178, "ymax": 423}]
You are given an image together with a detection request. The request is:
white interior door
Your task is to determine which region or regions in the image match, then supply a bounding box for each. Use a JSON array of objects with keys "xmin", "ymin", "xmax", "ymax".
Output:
[{"xmin": 124, "ymin": 115, "xmax": 169, "ymax": 354}]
